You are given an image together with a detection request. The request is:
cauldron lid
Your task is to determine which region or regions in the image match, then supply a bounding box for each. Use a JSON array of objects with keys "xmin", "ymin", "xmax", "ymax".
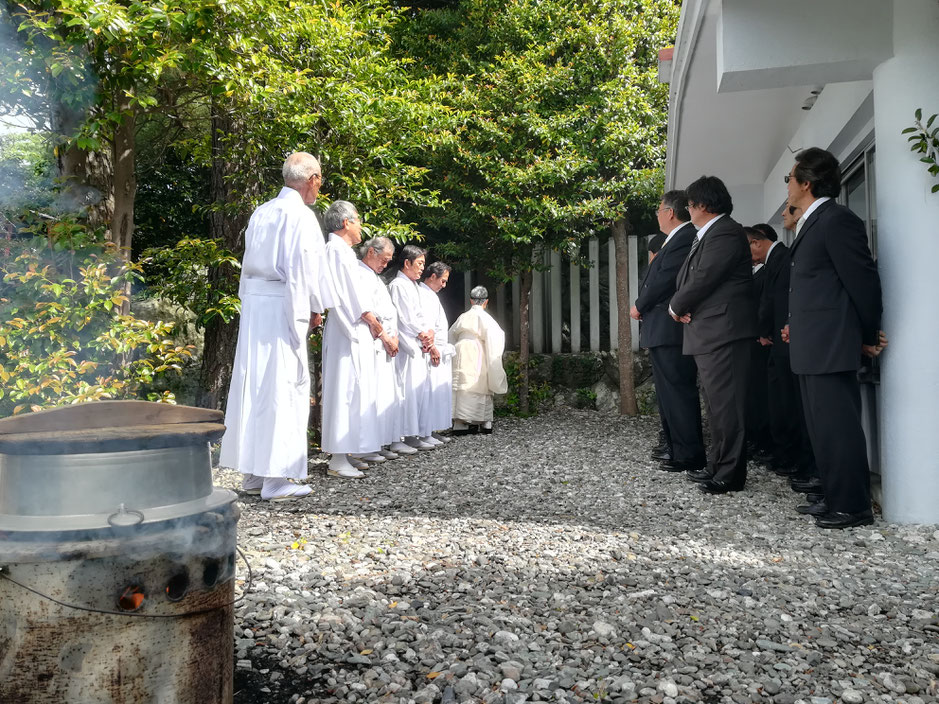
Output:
[{"xmin": 0, "ymin": 401, "xmax": 225, "ymax": 455}]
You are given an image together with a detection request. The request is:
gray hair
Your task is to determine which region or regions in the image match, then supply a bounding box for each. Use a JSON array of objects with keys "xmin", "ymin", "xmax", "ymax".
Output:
[
  {"xmin": 362, "ymin": 236, "xmax": 393, "ymax": 257},
  {"xmin": 470, "ymin": 285, "xmax": 489, "ymax": 302},
  {"xmin": 282, "ymin": 152, "xmax": 320, "ymax": 188},
  {"xmin": 324, "ymin": 200, "xmax": 358, "ymax": 233}
]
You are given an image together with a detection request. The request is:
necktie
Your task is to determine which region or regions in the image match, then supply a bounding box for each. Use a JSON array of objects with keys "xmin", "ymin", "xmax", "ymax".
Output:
[{"xmin": 689, "ymin": 235, "xmax": 701, "ymax": 258}]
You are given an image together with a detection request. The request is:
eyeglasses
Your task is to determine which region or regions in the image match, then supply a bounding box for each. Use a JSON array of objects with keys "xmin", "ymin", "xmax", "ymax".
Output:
[
  {"xmin": 655, "ymin": 207, "xmax": 672, "ymax": 215},
  {"xmin": 784, "ymin": 174, "xmax": 794, "ymax": 184},
  {"xmin": 311, "ymin": 173, "xmax": 322, "ymax": 182}
]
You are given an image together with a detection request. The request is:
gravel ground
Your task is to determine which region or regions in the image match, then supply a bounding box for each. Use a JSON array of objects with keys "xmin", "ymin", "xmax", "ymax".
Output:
[{"xmin": 218, "ymin": 409, "xmax": 939, "ymax": 704}]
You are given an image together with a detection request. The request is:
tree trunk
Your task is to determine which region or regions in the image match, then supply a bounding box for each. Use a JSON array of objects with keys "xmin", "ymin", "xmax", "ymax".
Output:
[
  {"xmin": 612, "ymin": 218, "xmax": 638, "ymax": 416},
  {"xmin": 197, "ymin": 103, "xmax": 252, "ymax": 410},
  {"xmin": 111, "ymin": 102, "xmax": 136, "ymax": 313},
  {"xmin": 518, "ymin": 268, "xmax": 532, "ymax": 415},
  {"xmin": 52, "ymin": 98, "xmax": 113, "ymax": 231}
]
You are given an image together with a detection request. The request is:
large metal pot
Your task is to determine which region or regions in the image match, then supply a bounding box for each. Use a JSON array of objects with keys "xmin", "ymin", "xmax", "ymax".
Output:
[{"xmin": 0, "ymin": 401, "xmax": 240, "ymax": 704}]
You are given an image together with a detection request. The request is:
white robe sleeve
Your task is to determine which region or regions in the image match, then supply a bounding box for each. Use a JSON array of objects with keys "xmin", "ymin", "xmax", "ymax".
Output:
[
  {"xmin": 325, "ymin": 237, "xmax": 370, "ymax": 341},
  {"xmin": 390, "ymin": 275, "xmax": 426, "ymax": 358},
  {"xmin": 479, "ymin": 308, "xmax": 508, "ymax": 394}
]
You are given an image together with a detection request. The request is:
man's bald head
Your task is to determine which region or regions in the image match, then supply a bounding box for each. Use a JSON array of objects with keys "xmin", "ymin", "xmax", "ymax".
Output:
[{"xmin": 282, "ymin": 152, "xmax": 322, "ymax": 204}]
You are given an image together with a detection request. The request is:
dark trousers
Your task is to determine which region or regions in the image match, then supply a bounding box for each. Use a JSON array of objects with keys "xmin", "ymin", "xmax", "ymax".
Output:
[
  {"xmin": 695, "ymin": 339, "xmax": 750, "ymax": 485},
  {"xmin": 767, "ymin": 354, "xmax": 816, "ymax": 477},
  {"xmin": 649, "ymin": 344, "xmax": 704, "ymax": 463},
  {"xmin": 746, "ymin": 342, "xmax": 771, "ymax": 452},
  {"xmin": 798, "ymin": 372, "xmax": 871, "ymax": 514}
]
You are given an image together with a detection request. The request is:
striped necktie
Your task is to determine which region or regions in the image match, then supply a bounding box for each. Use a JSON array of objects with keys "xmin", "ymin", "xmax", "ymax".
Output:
[{"xmin": 689, "ymin": 234, "xmax": 701, "ymax": 258}]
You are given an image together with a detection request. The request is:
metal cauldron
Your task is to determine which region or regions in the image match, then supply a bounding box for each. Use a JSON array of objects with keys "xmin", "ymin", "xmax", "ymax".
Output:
[{"xmin": 0, "ymin": 401, "xmax": 240, "ymax": 704}]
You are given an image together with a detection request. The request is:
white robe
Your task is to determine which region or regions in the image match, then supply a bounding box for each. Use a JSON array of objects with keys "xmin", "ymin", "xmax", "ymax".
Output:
[
  {"xmin": 220, "ymin": 187, "xmax": 332, "ymax": 479},
  {"xmin": 419, "ymin": 282, "xmax": 454, "ymax": 432},
  {"xmin": 359, "ymin": 263, "xmax": 403, "ymax": 446},
  {"xmin": 449, "ymin": 305, "xmax": 508, "ymax": 424},
  {"xmin": 321, "ymin": 234, "xmax": 379, "ymax": 454},
  {"xmin": 388, "ymin": 271, "xmax": 430, "ymax": 437}
]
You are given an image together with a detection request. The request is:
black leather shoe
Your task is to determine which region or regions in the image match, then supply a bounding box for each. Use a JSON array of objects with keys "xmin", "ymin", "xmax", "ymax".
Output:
[
  {"xmin": 815, "ymin": 509, "xmax": 874, "ymax": 529},
  {"xmin": 804, "ymin": 492, "xmax": 825, "ymax": 504},
  {"xmin": 771, "ymin": 463, "xmax": 799, "ymax": 477},
  {"xmin": 699, "ymin": 479, "xmax": 745, "ymax": 494},
  {"xmin": 791, "ymin": 478, "xmax": 824, "ymax": 493},
  {"xmin": 660, "ymin": 457, "xmax": 705, "ymax": 473},
  {"xmin": 796, "ymin": 500, "xmax": 829, "ymax": 516},
  {"xmin": 751, "ymin": 449, "xmax": 775, "ymax": 465},
  {"xmin": 651, "ymin": 449, "xmax": 672, "ymax": 462},
  {"xmin": 686, "ymin": 468, "xmax": 713, "ymax": 483}
]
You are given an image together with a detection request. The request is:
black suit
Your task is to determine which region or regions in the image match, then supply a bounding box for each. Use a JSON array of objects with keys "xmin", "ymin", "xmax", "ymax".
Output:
[
  {"xmin": 759, "ymin": 243, "xmax": 815, "ymax": 476},
  {"xmin": 746, "ymin": 265, "xmax": 771, "ymax": 454},
  {"xmin": 636, "ymin": 222, "xmax": 704, "ymax": 464},
  {"xmin": 670, "ymin": 215, "xmax": 757, "ymax": 486},
  {"xmin": 789, "ymin": 199, "xmax": 882, "ymax": 514}
]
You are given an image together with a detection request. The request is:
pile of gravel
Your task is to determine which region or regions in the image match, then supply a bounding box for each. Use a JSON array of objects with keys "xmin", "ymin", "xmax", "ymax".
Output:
[{"xmin": 217, "ymin": 409, "xmax": 939, "ymax": 704}]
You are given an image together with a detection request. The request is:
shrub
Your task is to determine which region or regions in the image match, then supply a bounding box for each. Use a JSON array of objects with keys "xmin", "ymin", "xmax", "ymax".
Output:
[{"xmin": 0, "ymin": 221, "xmax": 193, "ymax": 416}]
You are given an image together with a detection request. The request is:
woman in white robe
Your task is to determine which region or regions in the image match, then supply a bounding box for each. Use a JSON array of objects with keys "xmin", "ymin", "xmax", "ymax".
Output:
[
  {"xmin": 449, "ymin": 286, "xmax": 508, "ymax": 433},
  {"xmin": 220, "ymin": 153, "xmax": 332, "ymax": 501},
  {"xmin": 388, "ymin": 245, "xmax": 435, "ymax": 452}
]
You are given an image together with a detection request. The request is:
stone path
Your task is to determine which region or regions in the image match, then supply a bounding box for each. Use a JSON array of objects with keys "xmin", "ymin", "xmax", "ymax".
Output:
[{"xmin": 218, "ymin": 409, "xmax": 939, "ymax": 704}]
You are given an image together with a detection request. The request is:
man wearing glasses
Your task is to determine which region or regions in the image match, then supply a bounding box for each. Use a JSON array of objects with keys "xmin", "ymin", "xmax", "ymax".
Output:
[
  {"xmin": 785, "ymin": 147, "xmax": 883, "ymax": 529},
  {"xmin": 631, "ymin": 190, "xmax": 704, "ymax": 474}
]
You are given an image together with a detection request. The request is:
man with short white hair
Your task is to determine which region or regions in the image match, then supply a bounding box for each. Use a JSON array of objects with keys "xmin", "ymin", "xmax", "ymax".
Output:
[
  {"xmin": 321, "ymin": 201, "xmax": 386, "ymax": 478},
  {"xmin": 419, "ymin": 261, "xmax": 454, "ymax": 444},
  {"xmin": 220, "ymin": 151, "xmax": 331, "ymax": 501},
  {"xmin": 449, "ymin": 286, "xmax": 507, "ymax": 434}
]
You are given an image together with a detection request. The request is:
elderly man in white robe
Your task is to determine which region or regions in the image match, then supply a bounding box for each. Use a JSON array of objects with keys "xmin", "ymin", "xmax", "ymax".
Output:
[
  {"xmin": 321, "ymin": 201, "xmax": 384, "ymax": 478},
  {"xmin": 449, "ymin": 285, "xmax": 508, "ymax": 435},
  {"xmin": 220, "ymin": 151, "xmax": 332, "ymax": 501},
  {"xmin": 356, "ymin": 237, "xmax": 413, "ymax": 459},
  {"xmin": 388, "ymin": 245, "xmax": 437, "ymax": 452},
  {"xmin": 419, "ymin": 261, "xmax": 455, "ymax": 443}
]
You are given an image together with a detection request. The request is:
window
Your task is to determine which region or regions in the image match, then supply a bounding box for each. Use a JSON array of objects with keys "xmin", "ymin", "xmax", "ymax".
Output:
[{"xmin": 840, "ymin": 144, "xmax": 877, "ymax": 256}]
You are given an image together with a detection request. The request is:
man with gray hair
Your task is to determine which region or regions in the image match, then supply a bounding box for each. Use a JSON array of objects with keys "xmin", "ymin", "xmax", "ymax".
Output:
[
  {"xmin": 321, "ymin": 201, "xmax": 384, "ymax": 478},
  {"xmin": 449, "ymin": 286, "xmax": 507, "ymax": 434},
  {"xmin": 220, "ymin": 151, "xmax": 332, "ymax": 501}
]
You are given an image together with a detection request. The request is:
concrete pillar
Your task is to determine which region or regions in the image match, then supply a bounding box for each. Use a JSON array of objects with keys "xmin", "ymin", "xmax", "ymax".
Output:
[
  {"xmin": 872, "ymin": 0, "xmax": 939, "ymax": 524},
  {"xmin": 550, "ymin": 250, "xmax": 562, "ymax": 353},
  {"xmin": 463, "ymin": 271, "xmax": 472, "ymax": 306},
  {"xmin": 588, "ymin": 238, "xmax": 600, "ymax": 352},
  {"xmin": 495, "ymin": 283, "xmax": 506, "ymax": 332},
  {"xmin": 608, "ymin": 239, "xmax": 618, "ymax": 350},
  {"xmin": 570, "ymin": 258, "xmax": 582, "ymax": 353}
]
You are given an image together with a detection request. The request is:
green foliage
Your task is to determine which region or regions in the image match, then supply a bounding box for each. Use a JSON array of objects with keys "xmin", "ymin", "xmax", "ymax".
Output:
[
  {"xmin": 902, "ymin": 108, "xmax": 939, "ymax": 194},
  {"xmin": 574, "ymin": 386, "xmax": 598, "ymax": 410},
  {"xmin": 0, "ymin": 221, "xmax": 193, "ymax": 416},
  {"xmin": 497, "ymin": 355, "xmax": 553, "ymax": 417},
  {"xmin": 0, "ymin": 132, "xmax": 56, "ymax": 227},
  {"xmin": 141, "ymin": 238, "xmax": 241, "ymax": 329},
  {"xmin": 398, "ymin": 0, "xmax": 679, "ymax": 275}
]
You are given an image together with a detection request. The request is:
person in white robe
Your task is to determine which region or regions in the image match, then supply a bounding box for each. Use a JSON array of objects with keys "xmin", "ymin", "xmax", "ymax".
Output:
[
  {"xmin": 356, "ymin": 237, "xmax": 409, "ymax": 459},
  {"xmin": 419, "ymin": 262, "xmax": 454, "ymax": 444},
  {"xmin": 220, "ymin": 152, "xmax": 332, "ymax": 501},
  {"xmin": 320, "ymin": 201, "xmax": 385, "ymax": 478},
  {"xmin": 449, "ymin": 286, "xmax": 508, "ymax": 434},
  {"xmin": 388, "ymin": 245, "xmax": 436, "ymax": 452}
]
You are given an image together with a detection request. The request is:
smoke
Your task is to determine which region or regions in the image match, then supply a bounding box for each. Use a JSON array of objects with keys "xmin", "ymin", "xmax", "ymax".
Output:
[{"xmin": 0, "ymin": 3, "xmax": 103, "ymax": 230}]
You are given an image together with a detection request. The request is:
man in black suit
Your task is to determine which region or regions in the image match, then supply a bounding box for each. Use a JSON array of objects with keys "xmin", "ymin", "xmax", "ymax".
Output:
[
  {"xmin": 745, "ymin": 236, "xmax": 773, "ymax": 465},
  {"xmin": 669, "ymin": 176, "xmax": 756, "ymax": 494},
  {"xmin": 786, "ymin": 147, "xmax": 884, "ymax": 529},
  {"xmin": 631, "ymin": 191, "xmax": 705, "ymax": 472},
  {"xmin": 747, "ymin": 221, "xmax": 819, "ymax": 511}
]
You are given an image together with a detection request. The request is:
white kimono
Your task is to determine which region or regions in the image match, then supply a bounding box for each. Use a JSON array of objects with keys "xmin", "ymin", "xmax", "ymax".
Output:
[
  {"xmin": 321, "ymin": 234, "xmax": 379, "ymax": 454},
  {"xmin": 359, "ymin": 263, "xmax": 403, "ymax": 446},
  {"xmin": 449, "ymin": 305, "xmax": 508, "ymax": 424},
  {"xmin": 388, "ymin": 271, "xmax": 430, "ymax": 437},
  {"xmin": 419, "ymin": 282, "xmax": 454, "ymax": 432},
  {"xmin": 220, "ymin": 187, "xmax": 332, "ymax": 479}
]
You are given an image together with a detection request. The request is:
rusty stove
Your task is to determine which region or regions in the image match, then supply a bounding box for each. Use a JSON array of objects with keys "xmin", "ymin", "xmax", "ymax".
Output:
[{"xmin": 0, "ymin": 401, "xmax": 241, "ymax": 704}]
